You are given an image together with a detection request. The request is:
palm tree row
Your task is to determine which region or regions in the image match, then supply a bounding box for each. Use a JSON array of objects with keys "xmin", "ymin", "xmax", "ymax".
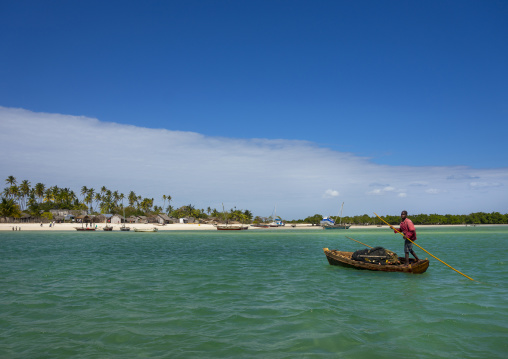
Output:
[{"xmin": 1, "ymin": 175, "xmax": 254, "ymax": 222}]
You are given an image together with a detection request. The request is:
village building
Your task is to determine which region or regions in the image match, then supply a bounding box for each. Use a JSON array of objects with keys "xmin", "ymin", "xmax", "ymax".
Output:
[
  {"xmin": 110, "ymin": 214, "xmax": 123, "ymax": 224},
  {"xmin": 155, "ymin": 214, "xmax": 174, "ymax": 224}
]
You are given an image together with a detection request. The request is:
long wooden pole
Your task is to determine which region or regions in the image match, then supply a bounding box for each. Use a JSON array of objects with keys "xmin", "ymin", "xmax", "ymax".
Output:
[
  {"xmin": 345, "ymin": 236, "xmax": 373, "ymax": 248},
  {"xmin": 374, "ymin": 212, "xmax": 475, "ymax": 281}
]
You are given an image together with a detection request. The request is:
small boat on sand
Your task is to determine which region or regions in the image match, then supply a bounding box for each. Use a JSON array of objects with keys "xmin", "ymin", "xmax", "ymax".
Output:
[
  {"xmin": 216, "ymin": 203, "xmax": 249, "ymax": 230},
  {"xmin": 74, "ymin": 227, "xmax": 95, "ymax": 231},
  {"xmin": 133, "ymin": 227, "xmax": 158, "ymax": 232},
  {"xmin": 216, "ymin": 225, "xmax": 249, "ymax": 230},
  {"xmin": 323, "ymin": 248, "xmax": 429, "ymax": 274},
  {"xmin": 321, "ymin": 202, "xmax": 350, "ymax": 229}
]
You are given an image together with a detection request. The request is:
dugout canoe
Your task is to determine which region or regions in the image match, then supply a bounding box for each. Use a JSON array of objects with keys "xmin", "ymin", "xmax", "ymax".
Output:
[{"xmin": 323, "ymin": 248, "xmax": 430, "ymax": 274}]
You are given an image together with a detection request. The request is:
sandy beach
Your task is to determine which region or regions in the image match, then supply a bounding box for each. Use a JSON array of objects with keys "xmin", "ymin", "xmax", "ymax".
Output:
[
  {"xmin": 0, "ymin": 223, "xmax": 480, "ymax": 232},
  {"xmin": 0, "ymin": 222, "xmax": 323, "ymax": 231}
]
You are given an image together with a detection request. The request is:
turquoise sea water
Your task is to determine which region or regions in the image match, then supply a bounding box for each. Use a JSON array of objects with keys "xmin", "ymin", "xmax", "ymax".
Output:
[{"xmin": 1, "ymin": 226, "xmax": 507, "ymax": 358}]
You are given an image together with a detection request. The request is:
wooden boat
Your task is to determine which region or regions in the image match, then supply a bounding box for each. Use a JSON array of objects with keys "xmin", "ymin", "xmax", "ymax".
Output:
[
  {"xmin": 103, "ymin": 226, "xmax": 113, "ymax": 231},
  {"xmin": 216, "ymin": 225, "xmax": 249, "ymax": 230},
  {"xmin": 251, "ymin": 223, "xmax": 270, "ymax": 228},
  {"xmin": 323, "ymin": 224, "xmax": 351, "ymax": 230},
  {"xmin": 74, "ymin": 227, "xmax": 96, "ymax": 231},
  {"xmin": 323, "ymin": 248, "xmax": 429, "ymax": 274},
  {"xmin": 120, "ymin": 207, "xmax": 130, "ymax": 231},
  {"xmin": 216, "ymin": 203, "xmax": 249, "ymax": 230},
  {"xmin": 133, "ymin": 227, "xmax": 158, "ymax": 232}
]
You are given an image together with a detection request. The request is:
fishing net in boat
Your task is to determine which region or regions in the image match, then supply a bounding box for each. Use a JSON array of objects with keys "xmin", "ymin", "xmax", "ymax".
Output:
[{"xmin": 351, "ymin": 247, "xmax": 400, "ymax": 265}]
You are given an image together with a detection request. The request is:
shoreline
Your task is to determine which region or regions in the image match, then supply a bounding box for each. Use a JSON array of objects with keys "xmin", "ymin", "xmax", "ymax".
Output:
[{"xmin": 0, "ymin": 223, "xmax": 502, "ymax": 232}]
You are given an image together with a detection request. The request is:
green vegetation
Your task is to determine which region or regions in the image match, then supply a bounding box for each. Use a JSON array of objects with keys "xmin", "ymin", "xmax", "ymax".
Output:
[
  {"xmin": 1, "ymin": 175, "xmax": 253, "ymax": 222},
  {"xmin": 286, "ymin": 212, "xmax": 508, "ymax": 225},
  {"xmin": 2, "ymin": 175, "xmax": 507, "ymax": 224}
]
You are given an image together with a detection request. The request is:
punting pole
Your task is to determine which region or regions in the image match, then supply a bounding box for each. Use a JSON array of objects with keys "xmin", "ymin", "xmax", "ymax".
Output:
[
  {"xmin": 374, "ymin": 212, "xmax": 475, "ymax": 281},
  {"xmin": 345, "ymin": 236, "xmax": 373, "ymax": 249}
]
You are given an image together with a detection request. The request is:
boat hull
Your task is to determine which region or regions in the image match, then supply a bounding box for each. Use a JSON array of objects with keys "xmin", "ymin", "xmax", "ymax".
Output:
[
  {"xmin": 323, "ymin": 248, "xmax": 429, "ymax": 274},
  {"xmin": 322, "ymin": 225, "xmax": 351, "ymax": 230},
  {"xmin": 216, "ymin": 225, "xmax": 249, "ymax": 230},
  {"xmin": 133, "ymin": 228, "xmax": 158, "ymax": 232}
]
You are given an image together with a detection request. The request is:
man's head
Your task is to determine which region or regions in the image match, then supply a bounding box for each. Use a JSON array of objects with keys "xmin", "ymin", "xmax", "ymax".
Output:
[{"xmin": 401, "ymin": 210, "xmax": 408, "ymax": 220}]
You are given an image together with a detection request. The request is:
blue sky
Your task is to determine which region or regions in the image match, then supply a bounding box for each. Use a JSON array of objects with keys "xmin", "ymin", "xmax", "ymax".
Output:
[{"xmin": 1, "ymin": 1, "xmax": 507, "ymax": 219}]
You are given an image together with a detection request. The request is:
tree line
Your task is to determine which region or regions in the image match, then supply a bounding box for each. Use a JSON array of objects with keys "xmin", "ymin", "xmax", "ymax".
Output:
[
  {"xmin": 297, "ymin": 212, "xmax": 508, "ymax": 225},
  {"xmin": 0, "ymin": 176, "xmax": 253, "ymax": 223}
]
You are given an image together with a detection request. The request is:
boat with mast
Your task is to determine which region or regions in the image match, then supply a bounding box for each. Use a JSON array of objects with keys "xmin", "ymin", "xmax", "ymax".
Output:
[
  {"xmin": 120, "ymin": 205, "xmax": 130, "ymax": 231},
  {"xmin": 216, "ymin": 203, "xmax": 248, "ymax": 230},
  {"xmin": 321, "ymin": 202, "xmax": 350, "ymax": 229},
  {"xmin": 268, "ymin": 204, "xmax": 285, "ymax": 227}
]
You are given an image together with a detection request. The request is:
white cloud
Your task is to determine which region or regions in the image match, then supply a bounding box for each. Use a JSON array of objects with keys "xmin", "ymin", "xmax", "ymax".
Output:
[
  {"xmin": 1, "ymin": 106, "xmax": 508, "ymax": 218},
  {"xmin": 367, "ymin": 186, "xmax": 399, "ymax": 196},
  {"xmin": 323, "ymin": 189, "xmax": 340, "ymax": 198}
]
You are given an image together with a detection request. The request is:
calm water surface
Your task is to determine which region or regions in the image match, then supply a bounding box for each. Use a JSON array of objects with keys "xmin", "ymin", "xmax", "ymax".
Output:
[{"xmin": 1, "ymin": 226, "xmax": 507, "ymax": 358}]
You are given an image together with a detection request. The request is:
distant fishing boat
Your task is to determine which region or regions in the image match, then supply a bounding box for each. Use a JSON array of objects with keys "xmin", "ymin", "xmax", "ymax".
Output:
[
  {"xmin": 120, "ymin": 206, "xmax": 130, "ymax": 231},
  {"xmin": 133, "ymin": 227, "xmax": 158, "ymax": 232},
  {"xmin": 216, "ymin": 203, "xmax": 249, "ymax": 230},
  {"xmin": 321, "ymin": 202, "xmax": 350, "ymax": 229},
  {"xmin": 251, "ymin": 223, "xmax": 270, "ymax": 228},
  {"xmin": 268, "ymin": 205, "xmax": 285, "ymax": 227},
  {"xmin": 216, "ymin": 224, "xmax": 249, "ymax": 230},
  {"xmin": 74, "ymin": 227, "xmax": 95, "ymax": 231}
]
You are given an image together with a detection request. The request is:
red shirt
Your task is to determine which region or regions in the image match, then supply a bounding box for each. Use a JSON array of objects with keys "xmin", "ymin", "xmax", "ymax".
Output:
[{"xmin": 398, "ymin": 218, "xmax": 417, "ymax": 241}]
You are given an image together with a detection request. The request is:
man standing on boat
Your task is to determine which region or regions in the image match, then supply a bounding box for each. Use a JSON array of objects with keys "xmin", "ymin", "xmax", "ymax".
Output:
[{"xmin": 391, "ymin": 210, "xmax": 419, "ymax": 266}]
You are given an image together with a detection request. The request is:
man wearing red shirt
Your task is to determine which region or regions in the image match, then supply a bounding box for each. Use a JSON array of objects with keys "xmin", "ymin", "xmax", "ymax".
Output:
[{"xmin": 391, "ymin": 210, "xmax": 420, "ymax": 266}]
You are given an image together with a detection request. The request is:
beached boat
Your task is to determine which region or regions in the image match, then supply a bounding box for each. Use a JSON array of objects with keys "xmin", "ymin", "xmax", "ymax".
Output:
[
  {"xmin": 323, "ymin": 248, "xmax": 430, "ymax": 274},
  {"xmin": 103, "ymin": 225, "xmax": 113, "ymax": 231},
  {"xmin": 216, "ymin": 203, "xmax": 249, "ymax": 230},
  {"xmin": 120, "ymin": 207, "xmax": 130, "ymax": 231},
  {"xmin": 251, "ymin": 223, "xmax": 270, "ymax": 228},
  {"xmin": 268, "ymin": 205, "xmax": 285, "ymax": 227},
  {"xmin": 321, "ymin": 217, "xmax": 351, "ymax": 230},
  {"xmin": 216, "ymin": 224, "xmax": 249, "ymax": 230},
  {"xmin": 133, "ymin": 227, "xmax": 158, "ymax": 232},
  {"xmin": 74, "ymin": 227, "xmax": 95, "ymax": 231},
  {"xmin": 321, "ymin": 202, "xmax": 350, "ymax": 229}
]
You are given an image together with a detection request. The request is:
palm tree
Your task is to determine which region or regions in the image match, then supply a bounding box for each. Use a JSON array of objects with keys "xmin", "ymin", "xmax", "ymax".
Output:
[
  {"xmin": 6, "ymin": 185, "xmax": 19, "ymax": 201},
  {"xmin": 112, "ymin": 191, "xmax": 120, "ymax": 210},
  {"xmin": 87, "ymin": 188, "xmax": 95, "ymax": 213},
  {"xmin": 94, "ymin": 193, "xmax": 102, "ymax": 213},
  {"xmin": 43, "ymin": 188, "xmax": 53, "ymax": 203},
  {"xmin": 19, "ymin": 180, "xmax": 31, "ymax": 211},
  {"xmin": 5, "ymin": 175, "xmax": 16, "ymax": 186},
  {"xmin": 118, "ymin": 193, "xmax": 125, "ymax": 212},
  {"xmin": 128, "ymin": 191, "xmax": 137, "ymax": 207},
  {"xmin": 34, "ymin": 183, "xmax": 45, "ymax": 204},
  {"xmin": 140, "ymin": 197, "xmax": 154, "ymax": 213},
  {"xmin": 0, "ymin": 197, "xmax": 21, "ymax": 219},
  {"xmin": 162, "ymin": 195, "xmax": 167, "ymax": 213},
  {"xmin": 81, "ymin": 186, "xmax": 88, "ymax": 205},
  {"xmin": 166, "ymin": 195, "xmax": 172, "ymax": 214}
]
